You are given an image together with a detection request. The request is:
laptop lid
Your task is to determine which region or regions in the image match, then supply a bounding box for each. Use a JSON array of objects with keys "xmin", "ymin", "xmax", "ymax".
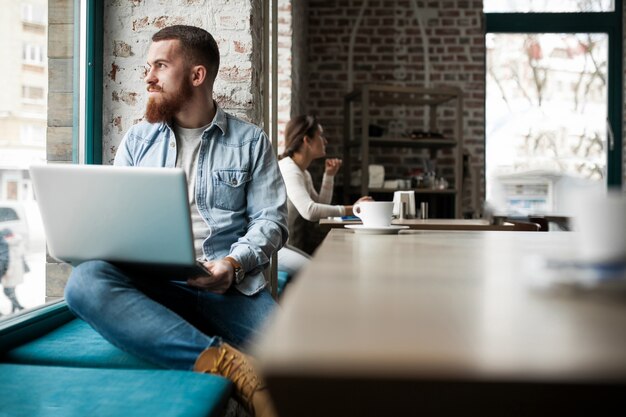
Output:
[{"xmin": 30, "ymin": 164, "xmax": 197, "ymax": 268}]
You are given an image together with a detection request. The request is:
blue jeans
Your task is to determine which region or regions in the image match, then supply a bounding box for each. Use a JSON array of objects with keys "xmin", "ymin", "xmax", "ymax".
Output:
[
  {"xmin": 277, "ymin": 244, "xmax": 310, "ymax": 277},
  {"xmin": 64, "ymin": 260, "xmax": 276, "ymax": 370}
]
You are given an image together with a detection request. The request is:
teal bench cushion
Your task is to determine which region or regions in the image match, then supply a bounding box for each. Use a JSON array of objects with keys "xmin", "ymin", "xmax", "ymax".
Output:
[
  {"xmin": 277, "ymin": 270, "xmax": 290, "ymax": 295},
  {"xmin": 0, "ymin": 363, "xmax": 231, "ymax": 417},
  {"xmin": 4, "ymin": 318, "xmax": 159, "ymax": 369}
]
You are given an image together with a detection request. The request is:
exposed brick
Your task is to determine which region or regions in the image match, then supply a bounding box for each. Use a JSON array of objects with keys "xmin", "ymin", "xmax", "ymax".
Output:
[
  {"xmin": 111, "ymin": 90, "xmax": 139, "ymax": 106},
  {"xmin": 306, "ymin": 0, "xmax": 486, "ymax": 212},
  {"xmin": 233, "ymin": 39, "xmax": 251, "ymax": 53},
  {"xmin": 108, "ymin": 63, "xmax": 119, "ymax": 81},
  {"xmin": 153, "ymin": 15, "xmax": 186, "ymax": 29},
  {"xmin": 113, "ymin": 40, "xmax": 133, "ymax": 57},
  {"xmin": 132, "ymin": 16, "xmax": 149, "ymax": 31},
  {"xmin": 218, "ymin": 66, "xmax": 252, "ymax": 82},
  {"xmin": 112, "ymin": 116, "xmax": 123, "ymax": 133}
]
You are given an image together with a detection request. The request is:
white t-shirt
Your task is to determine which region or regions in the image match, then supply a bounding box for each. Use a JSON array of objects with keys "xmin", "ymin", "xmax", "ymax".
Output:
[{"xmin": 174, "ymin": 123, "xmax": 211, "ymax": 259}]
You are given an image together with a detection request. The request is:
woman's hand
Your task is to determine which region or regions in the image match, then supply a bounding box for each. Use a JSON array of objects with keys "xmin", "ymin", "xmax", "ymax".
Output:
[
  {"xmin": 325, "ymin": 158, "xmax": 342, "ymax": 176},
  {"xmin": 355, "ymin": 196, "xmax": 374, "ymax": 204},
  {"xmin": 187, "ymin": 259, "xmax": 234, "ymax": 294},
  {"xmin": 345, "ymin": 196, "xmax": 374, "ymax": 216}
]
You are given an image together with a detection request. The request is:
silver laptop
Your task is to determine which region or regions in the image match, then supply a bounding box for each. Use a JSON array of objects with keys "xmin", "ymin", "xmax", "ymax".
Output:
[{"xmin": 30, "ymin": 164, "xmax": 210, "ymax": 278}]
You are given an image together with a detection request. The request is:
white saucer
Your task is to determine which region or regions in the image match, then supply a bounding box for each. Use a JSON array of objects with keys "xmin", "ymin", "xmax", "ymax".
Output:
[{"xmin": 345, "ymin": 225, "xmax": 409, "ymax": 235}]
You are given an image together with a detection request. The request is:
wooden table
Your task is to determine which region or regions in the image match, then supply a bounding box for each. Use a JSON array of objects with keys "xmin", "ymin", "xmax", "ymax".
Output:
[
  {"xmin": 320, "ymin": 218, "xmax": 523, "ymax": 231},
  {"xmin": 255, "ymin": 229, "xmax": 626, "ymax": 416}
]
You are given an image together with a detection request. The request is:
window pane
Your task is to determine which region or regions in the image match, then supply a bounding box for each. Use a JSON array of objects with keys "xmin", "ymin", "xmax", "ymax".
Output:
[
  {"xmin": 22, "ymin": 3, "xmax": 47, "ymax": 25},
  {"xmin": 1, "ymin": 0, "xmax": 48, "ymax": 318},
  {"xmin": 484, "ymin": 0, "xmax": 614, "ymax": 13},
  {"xmin": 486, "ymin": 33, "xmax": 608, "ymax": 215}
]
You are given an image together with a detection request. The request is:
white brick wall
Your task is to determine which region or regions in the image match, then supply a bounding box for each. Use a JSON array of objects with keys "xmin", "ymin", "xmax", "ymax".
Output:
[{"xmin": 102, "ymin": 0, "xmax": 261, "ymax": 164}]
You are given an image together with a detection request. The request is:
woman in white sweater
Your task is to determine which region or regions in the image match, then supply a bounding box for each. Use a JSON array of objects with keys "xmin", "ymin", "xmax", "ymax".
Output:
[{"xmin": 278, "ymin": 115, "xmax": 370, "ymax": 254}]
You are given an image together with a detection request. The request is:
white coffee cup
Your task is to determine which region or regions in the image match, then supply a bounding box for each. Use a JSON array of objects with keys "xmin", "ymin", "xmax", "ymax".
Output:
[
  {"xmin": 572, "ymin": 190, "xmax": 626, "ymax": 263},
  {"xmin": 353, "ymin": 201, "xmax": 394, "ymax": 227}
]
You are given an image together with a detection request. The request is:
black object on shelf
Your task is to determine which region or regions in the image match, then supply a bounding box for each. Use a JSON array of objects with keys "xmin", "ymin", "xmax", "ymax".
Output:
[
  {"xmin": 408, "ymin": 130, "xmax": 445, "ymax": 139},
  {"xmin": 368, "ymin": 124, "xmax": 384, "ymax": 137}
]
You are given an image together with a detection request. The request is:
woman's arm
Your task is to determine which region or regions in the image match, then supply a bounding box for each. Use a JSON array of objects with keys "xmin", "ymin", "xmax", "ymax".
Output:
[
  {"xmin": 280, "ymin": 159, "xmax": 345, "ymax": 221},
  {"xmin": 317, "ymin": 173, "xmax": 334, "ymax": 204}
]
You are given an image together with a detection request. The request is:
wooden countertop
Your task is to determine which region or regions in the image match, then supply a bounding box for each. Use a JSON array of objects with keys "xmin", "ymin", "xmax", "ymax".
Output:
[
  {"xmin": 320, "ymin": 218, "xmax": 521, "ymax": 231},
  {"xmin": 255, "ymin": 229, "xmax": 626, "ymax": 416}
]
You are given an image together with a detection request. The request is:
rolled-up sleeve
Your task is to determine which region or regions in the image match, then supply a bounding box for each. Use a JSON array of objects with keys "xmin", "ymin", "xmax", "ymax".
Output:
[{"xmin": 228, "ymin": 130, "xmax": 288, "ymax": 275}]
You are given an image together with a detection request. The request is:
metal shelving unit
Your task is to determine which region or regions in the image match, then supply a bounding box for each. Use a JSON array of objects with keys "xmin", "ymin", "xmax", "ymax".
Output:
[{"xmin": 343, "ymin": 84, "xmax": 464, "ymax": 218}]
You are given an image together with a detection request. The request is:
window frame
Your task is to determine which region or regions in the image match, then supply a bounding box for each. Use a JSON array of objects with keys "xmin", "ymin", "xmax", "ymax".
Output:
[
  {"xmin": 73, "ymin": 0, "xmax": 103, "ymax": 165},
  {"xmin": 485, "ymin": 3, "xmax": 623, "ymax": 187}
]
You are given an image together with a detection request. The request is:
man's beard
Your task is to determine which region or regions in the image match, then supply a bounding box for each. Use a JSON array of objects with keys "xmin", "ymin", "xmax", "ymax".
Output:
[{"xmin": 145, "ymin": 79, "xmax": 193, "ymax": 124}]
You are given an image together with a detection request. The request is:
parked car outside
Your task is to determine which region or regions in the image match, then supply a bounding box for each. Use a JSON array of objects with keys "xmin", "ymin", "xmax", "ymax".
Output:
[{"xmin": 0, "ymin": 201, "xmax": 29, "ymax": 250}]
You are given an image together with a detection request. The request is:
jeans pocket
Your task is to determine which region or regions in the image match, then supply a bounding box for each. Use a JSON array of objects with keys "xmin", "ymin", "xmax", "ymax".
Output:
[{"xmin": 212, "ymin": 169, "xmax": 251, "ymax": 211}]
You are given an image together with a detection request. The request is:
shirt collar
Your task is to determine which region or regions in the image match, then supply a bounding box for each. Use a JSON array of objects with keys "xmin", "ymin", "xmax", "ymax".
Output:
[{"xmin": 211, "ymin": 103, "xmax": 228, "ymax": 135}]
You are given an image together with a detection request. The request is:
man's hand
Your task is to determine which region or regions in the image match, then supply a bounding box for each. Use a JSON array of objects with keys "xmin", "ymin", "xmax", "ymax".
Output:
[
  {"xmin": 325, "ymin": 158, "xmax": 342, "ymax": 177},
  {"xmin": 187, "ymin": 260, "xmax": 234, "ymax": 294}
]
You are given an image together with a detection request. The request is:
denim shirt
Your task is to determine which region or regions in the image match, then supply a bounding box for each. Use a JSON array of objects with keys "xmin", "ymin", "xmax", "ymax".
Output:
[{"xmin": 114, "ymin": 106, "xmax": 288, "ymax": 295}]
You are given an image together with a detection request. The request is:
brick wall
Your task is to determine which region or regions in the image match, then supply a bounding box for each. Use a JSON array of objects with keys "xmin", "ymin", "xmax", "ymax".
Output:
[
  {"xmin": 305, "ymin": 0, "xmax": 486, "ymax": 212},
  {"xmin": 276, "ymin": 0, "xmax": 293, "ymax": 153},
  {"xmin": 102, "ymin": 0, "xmax": 263, "ymax": 164},
  {"xmin": 46, "ymin": 0, "xmax": 75, "ymax": 299},
  {"xmin": 623, "ymin": 0, "xmax": 626, "ymax": 189},
  {"xmin": 47, "ymin": 0, "xmax": 73, "ymax": 164},
  {"xmin": 291, "ymin": 0, "xmax": 308, "ymax": 120}
]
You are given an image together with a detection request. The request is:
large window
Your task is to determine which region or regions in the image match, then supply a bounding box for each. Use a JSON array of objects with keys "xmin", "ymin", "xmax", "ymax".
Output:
[
  {"xmin": 0, "ymin": 1, "xmax": 48, "ymax": 317},
  {"xmin": 484, "ymin": 2, "xmax": 622, "ymax": 216},
  {"xmin": 484, "ymin": 0, "xmax": 614, "ymax": 13},
  {"xmin": 0, "ymin": 0, "xmax": 102, "ymax": 321}
]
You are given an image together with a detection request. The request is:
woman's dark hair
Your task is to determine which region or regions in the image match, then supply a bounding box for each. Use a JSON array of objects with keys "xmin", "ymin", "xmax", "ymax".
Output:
[
  {"xmin": 281, "ymin": 115, "xmax": 320, "ymax": 159},
  {"xmin": 152, "ymin": 25, "xmax": 220, "ymax": 86}
]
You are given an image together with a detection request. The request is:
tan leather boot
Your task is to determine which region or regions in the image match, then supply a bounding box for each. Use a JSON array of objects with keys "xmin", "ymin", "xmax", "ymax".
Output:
[{"xmin": 194, "ymin": 343, "xmax": 277, "ymax": 417}]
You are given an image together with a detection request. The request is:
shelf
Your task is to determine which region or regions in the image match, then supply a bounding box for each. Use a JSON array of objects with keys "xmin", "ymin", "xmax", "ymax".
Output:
[
  {"xmin": 347, "ymin": 138, "xmax": 457, "ymax": 149},
  {"xmin": 356, "ymin": 188, "xmax": 458, "ymax": 195},
  {"xmin": 343, "ymin": 84, "xmax": 463, "ymax": 218},
  {"xmin": 346, "ymin": 84, "xmax": 462, "ymax": 106}
]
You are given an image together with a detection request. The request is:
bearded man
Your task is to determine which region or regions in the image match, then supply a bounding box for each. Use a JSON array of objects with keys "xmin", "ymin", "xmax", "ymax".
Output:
[{"xmin": 64, "ymin": 25, "xmax": 287, "ymax": 417}]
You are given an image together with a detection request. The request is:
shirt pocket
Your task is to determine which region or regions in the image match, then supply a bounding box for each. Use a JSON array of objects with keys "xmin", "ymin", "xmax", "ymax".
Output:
[{"xmin": 212, "ymin": 169, "xmax": 251, "ymax": 211}]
